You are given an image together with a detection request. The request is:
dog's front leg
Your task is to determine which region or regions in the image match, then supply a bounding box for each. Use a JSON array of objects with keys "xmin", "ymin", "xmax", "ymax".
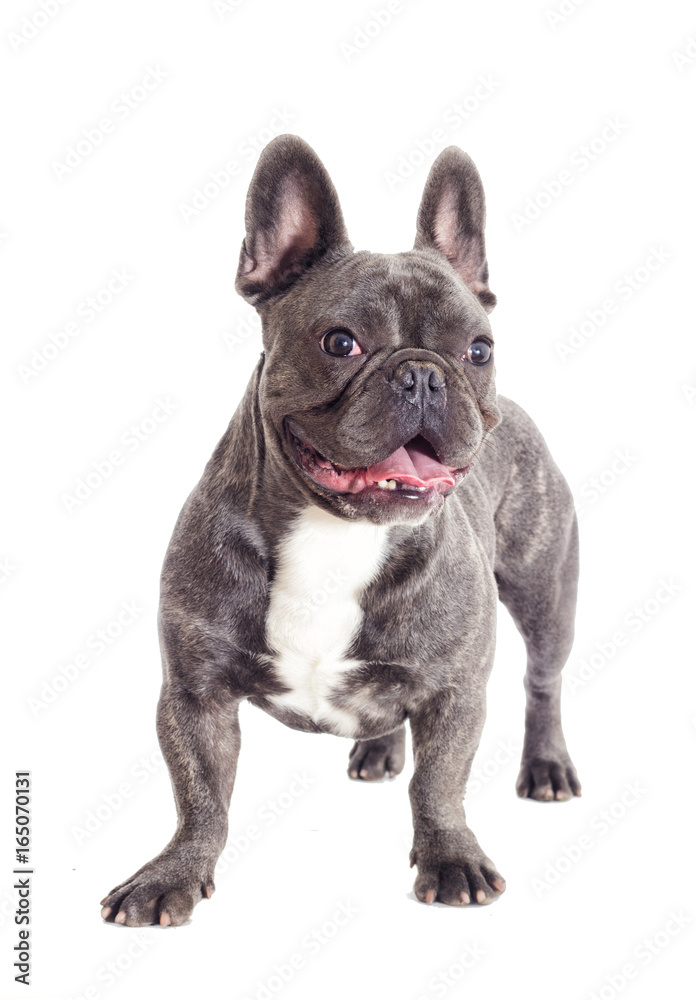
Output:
[
  {"xmin": 100, "ymin": 682, "xmax": 240, "ymax": 926},
  {"xmin": 408, "ymin": 686, "xmax": 505, "ymax": 906}
]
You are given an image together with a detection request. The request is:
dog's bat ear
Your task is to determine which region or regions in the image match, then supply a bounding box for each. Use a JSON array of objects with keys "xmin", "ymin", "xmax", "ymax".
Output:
[
  {"xmin": 235, "ymin": 135, "xmax": 352, "ymax": 305},
  {"xmin": 414, "ymin": 147, "xmax": 496, "ymax": 313}
]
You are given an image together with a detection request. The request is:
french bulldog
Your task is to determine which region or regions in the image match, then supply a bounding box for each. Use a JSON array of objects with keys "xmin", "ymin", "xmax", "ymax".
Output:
[{"xmin": 100, "ymin": 135, "xmax": 581, "ymax": 926}]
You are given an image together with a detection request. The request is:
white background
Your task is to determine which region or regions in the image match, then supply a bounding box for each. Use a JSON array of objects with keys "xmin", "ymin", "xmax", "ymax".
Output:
[{"xmin": 1, "ymin": 0, "xmax": 695, "ymax": 998}]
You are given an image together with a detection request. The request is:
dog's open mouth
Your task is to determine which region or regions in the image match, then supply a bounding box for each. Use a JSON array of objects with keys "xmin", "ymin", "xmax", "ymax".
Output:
[{"xmin": 286, "ymin": 422, "xmax": 470, "ymax": 499}]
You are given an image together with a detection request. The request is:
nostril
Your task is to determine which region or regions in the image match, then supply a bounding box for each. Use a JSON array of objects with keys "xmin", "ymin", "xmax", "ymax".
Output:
[{"xmin": 428, "ymin": 370, "xmax": 445, "ymax": 392}]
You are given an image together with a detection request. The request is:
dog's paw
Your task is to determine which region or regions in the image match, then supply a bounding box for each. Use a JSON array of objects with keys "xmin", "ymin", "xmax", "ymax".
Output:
[
  {"xmin": 100, "ymin": 845, "xmax": 216, "ymax": 927},
  {"xmin": 410, "ymin": 846, "xmax": 506, "ymax": 906},
  {"xmin": 348, "ymin": 727, "xmax": 406, "ymax": 781},
  {"xmin": 516, "ymin": 756, "xmax": 581, "ymax": 802}
]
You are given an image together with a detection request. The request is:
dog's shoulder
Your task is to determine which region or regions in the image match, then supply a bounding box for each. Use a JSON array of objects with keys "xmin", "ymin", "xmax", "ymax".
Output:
[
  {"xmin": 478, "ymin": 395, "xmax": 575, "ymax": 528},
  {"xmin": 480, "ymin": 395, "xmax": 559, "ymax": 469}
]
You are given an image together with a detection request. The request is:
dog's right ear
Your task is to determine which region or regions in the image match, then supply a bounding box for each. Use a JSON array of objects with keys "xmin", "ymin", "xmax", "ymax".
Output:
[{"xmin": 235, "ymin": 135, "xmax": 352, "ymax": 305}]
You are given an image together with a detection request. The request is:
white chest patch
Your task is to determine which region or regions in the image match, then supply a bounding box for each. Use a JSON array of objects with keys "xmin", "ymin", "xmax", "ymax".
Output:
[{"xmin": 265, "ymin": 506, "xmax": 389, "ymax": 736}]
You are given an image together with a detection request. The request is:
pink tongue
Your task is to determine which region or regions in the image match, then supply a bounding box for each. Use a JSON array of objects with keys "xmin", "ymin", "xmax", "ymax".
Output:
[{"xmin": 365, "ymin": 439, "xmax": 455, "ymax": 488}]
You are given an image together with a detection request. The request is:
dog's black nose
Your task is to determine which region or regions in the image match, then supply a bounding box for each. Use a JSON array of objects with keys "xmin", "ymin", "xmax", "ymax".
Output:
[{"xmin": 392, "ymin": 361, "xmax": 446, "ymax": 407}]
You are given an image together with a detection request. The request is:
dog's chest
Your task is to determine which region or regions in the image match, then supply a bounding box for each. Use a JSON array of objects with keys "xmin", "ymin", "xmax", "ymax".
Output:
[{"xmin": 265, "ymin": 507, "xmax": 389, "ymax": 735}]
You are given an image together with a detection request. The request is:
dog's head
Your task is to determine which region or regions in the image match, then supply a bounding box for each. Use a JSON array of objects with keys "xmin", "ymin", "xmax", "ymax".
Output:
[{"xmin": 236, "ymin": 135, "xmax": 501, "ymax": 525}]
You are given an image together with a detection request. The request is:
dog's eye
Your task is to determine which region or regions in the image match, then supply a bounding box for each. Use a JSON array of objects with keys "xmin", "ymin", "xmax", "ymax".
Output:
[
  {"xmin": 465, "ymin": 339, "xmax": 492, "ymax": 365},
  {"xmin": 321, "ymin": 329, "xmax": 362, "ymax": 357}
]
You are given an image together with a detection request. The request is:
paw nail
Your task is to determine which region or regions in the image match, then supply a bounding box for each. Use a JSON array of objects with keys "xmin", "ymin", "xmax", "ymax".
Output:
[
  {"xmin": 114, "ymin": 911, "xmax": 126, "ymax": 924},
  {"xmin": 99, "ymin": 897, "xmax": 108, "ymax": 906},
  {"xmin": 205, "ymin": 886, "xmax": 213, "ymax": 899},
  {"xmin": 476, "ymin": 890, "xmax": 486, "ymax": 903},
  {"xmin": 425, "ymin": 889, "xmax": 436, "ymax": 904},
  {"xmin": 160, "ymin": 911, "xmax": 171, "ymax": 926},
  {"xmin": 359, "ymin": 769, "xmax": 368, "ymax": 778},
  {"xmin": 100, "ymin": 906, "xmax": 112, "ymax": 919},
  {"xmin": 492, "ymin": 879, "xmax": 505, "ymax": 891},
  {"xmin": 460, "ymin": 892, "xmax": 470, "ymax": 904},
  {"xmin": 349, "ymin": 770, "xmax": 357, "ymax": 778}
]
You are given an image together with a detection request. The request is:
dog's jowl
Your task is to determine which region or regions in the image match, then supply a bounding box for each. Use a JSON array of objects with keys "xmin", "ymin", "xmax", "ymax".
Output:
[{"xmin": 100, "ymin": 135, "xmax": 581, "ymax": 926}]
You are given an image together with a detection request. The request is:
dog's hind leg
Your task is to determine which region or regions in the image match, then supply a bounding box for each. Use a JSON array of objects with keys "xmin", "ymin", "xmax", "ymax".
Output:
[
  {"xmin": 492, "ymin": 410, "xmax": 581, "ymax": 802},
  {"xmin": 348, "ymin": 725, "xmax": 406, "ymax": 781}
]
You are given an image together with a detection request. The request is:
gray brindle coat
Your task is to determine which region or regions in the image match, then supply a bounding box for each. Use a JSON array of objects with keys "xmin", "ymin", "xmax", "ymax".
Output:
[{"xmin": 100, "ymin": 135, "xmax": 580, "ymax": 926}]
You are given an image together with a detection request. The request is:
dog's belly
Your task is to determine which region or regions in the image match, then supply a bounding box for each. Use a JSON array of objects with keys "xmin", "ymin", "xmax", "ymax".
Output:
[{"xmin": 265, "ymin": 505, "xmax": 389, "ymax": 738}]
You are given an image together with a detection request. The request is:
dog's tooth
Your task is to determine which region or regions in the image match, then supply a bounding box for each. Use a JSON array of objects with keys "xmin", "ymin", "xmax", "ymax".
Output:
[
  {"xmin": 377, "ymin": 480, "xmax": 390, "ymax": 489},
  {"xmin": 387, "ymin": 480, "xmax": 397, "ymax": 490}
]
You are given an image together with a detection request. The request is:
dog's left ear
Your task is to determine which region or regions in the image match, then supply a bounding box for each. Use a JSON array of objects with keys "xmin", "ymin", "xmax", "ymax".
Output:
[
  {"xmin": 414, "ymin": 147, "xmax": 496, "ymax": 313},
  {"xmin": 235, "ymin": 134, "xmax": 352, "ymax": 305}
]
